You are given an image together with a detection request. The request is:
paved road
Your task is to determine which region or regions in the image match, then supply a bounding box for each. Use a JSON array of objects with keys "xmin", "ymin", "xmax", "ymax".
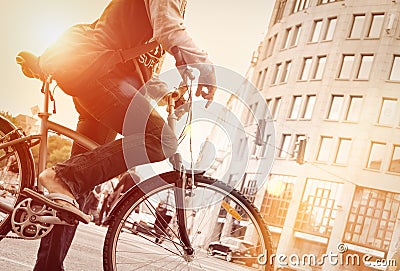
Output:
[
  {"xmin": 0, "ymin": 223, "xmax": 106, "ymax": 271},
  {"xmin": 0, "ymin": 223, "xmax": 258, "ymax": 271}
]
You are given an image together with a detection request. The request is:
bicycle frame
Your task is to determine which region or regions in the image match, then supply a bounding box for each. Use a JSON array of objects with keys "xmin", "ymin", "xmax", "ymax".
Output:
[
  {"xmin": 0, "ymin": 75, "xmax": 99, "ymax": 214},
  {"xmin": 0, "ymin": 73, "xmax": 195, "ymax": 255}
]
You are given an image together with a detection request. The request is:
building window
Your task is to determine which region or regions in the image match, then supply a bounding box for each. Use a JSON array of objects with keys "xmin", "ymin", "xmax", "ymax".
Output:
[
  {"xmin": 260, "ymin": 175, "xmax": 296, "ymax": 227},
  {"xmin": 367, "ymin": 13, "xmax": 384, "ymax": 38},
  {"xmin": 273, "ymin": 0, "xmax": 287, "ymax": 24},
  {"xmin": 327, "ymin": 95, "xmax": 344, "ymax": 120},
  {"xmin": 310, "ymin": 19, "xmax": 323, "ymax": 42},
  {"xmin": 292, "ymin": 134, "xmax": 306, "ymax": 158},
  {"xmin": 299, "ymin": 57, "xmax": 313, "ymax": 80},
  {"xmin": 349, "ymin": 14, "xmax": 366, "ymax": 39},
  {"xmin": 279, "ymin": 134, "xmax": 292, "ymax": 158},
  {"xmin": 261, "ymin": 42, "xmax": 268, "ymax": 60},
  {"xmin": 245, "ymin": 106, "xmax": 252, "ymax": 124},
  {"xmin": 293, "ymin": 0, "xmax": 310, "ymax": 13},
  {"xmin": 266, "ymin": 98, "xmax": 272, "ymax": 117},
  {"xmin": 272, "ymin": 97, "xmax": 282, "ymax": 120},
  {"xmin": 271, "ymin": 34, "xmax": 278, "ymax": 56},
  {"xmin": 295, "ymin": 179, "xmax": 343, "ymax": 237},
  {"xmin": 261, "ymin": 68, "xmax": 268, "ymax": 88},
  {"xmin": 256, "ymin": 68, "xmax": 267, "ymax": 89},
  {"xmin": 389, "ymin": 55, "xmax": 400, "ymax": 81},
  {"xmin": 238, "ymin": 137, "xmax": 249, "ymax": 158},
  {"xmin": 242, "ymin": 177, "xmax": 258, "ymax": 203},
  {"xmin": 289, "ymin": 95, "xmax": 303, "ymax": 119},
  {"xmin": 345, "ymin": 95, "xmax": 363, "ymax": 122},
  {"xmin": 389, "ymin": 145, "xmax": 400, "ymax": 173},
  {"xmin": 312, "ymin": 55, "xmax": 327, "ymax": 80},
  {"xmin": 366, "ymin": 142, "xmax": 386, "ymax": 170},
  {"xmin": 253, "ymin": 142, "xmax": 267, "ymax": 158},
  {"xmin": 280, "ymin": 60, "xmax": 292, "ymax": 83},
  {"xmin": 335, "ymin": 138, "xmax": 352, "ymax": 164},
  {"xmin": 266, "ymin": 99, "xmax": 272, "ymax": 120},
  {"xmin": 323, "ymin": 17, "xmax": 337, "ymax": 41},
  {"xmin": 290, "ymin": 24, "xmax": 302, "ymax": 47},
  {"xmin": 301, "ymin": 95, "xmax": 316, "ymax": 119},
  {"xmin": 272, "ymin": 63, "xmax": 283, "ymax": 84},
  {"xmin": 318, "ymin": 0, "xmax": 342, "ymax": 4},
  {"xmin": 281, "ymin": 27, "xmax": 291, "ymax": 49},
  {"xmin": 246, "ymin": 102, "xmax": 259, "ymax": 124},
  {"xmin": 266, "ymin": 34, "xmax": 278, "ymax": 58},
  {"xmin": 317, "ymin": 136, "xmax": 334, "ymax": 162},
  {"xmin": 356, "ymin": 54, "xmax": 374, "ymax": 80},
  {"xmin": 338, "ymin": 54, "xmax": 355, "ymax": 79},
  {"xmin": 378, "ymin": 98, "xmax": 397, "ymax": 126},
  {"xmin": 344, "ymin": 188, "xmax": 400, "ymax": 251},
  {"xmin": 264, "ymin": 37, "xmax": 272, "ymax": 59},
  {"xmin": 255, "ymin": 70, "xmax": 263, "ymax": 89}
]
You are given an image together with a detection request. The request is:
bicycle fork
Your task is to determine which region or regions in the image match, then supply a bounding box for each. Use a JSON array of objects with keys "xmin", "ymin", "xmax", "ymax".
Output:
[{"xmin": 167, "ymin": 94, "xmax": 195, "ymax": 260}]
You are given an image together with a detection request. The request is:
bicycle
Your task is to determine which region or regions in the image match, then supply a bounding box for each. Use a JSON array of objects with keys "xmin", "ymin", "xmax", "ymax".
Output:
[{"xmin": 0, "ymin": 51, "xmax": 274, "ymax": 270}]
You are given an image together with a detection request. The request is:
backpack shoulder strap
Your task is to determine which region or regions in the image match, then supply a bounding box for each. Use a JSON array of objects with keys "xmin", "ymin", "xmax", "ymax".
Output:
[{"xmin": 118, "ymin": 40, "xmax": 159, "ymax": 63}]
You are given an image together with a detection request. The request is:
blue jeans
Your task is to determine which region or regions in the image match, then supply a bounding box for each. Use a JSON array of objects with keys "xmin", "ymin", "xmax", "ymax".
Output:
[{"xmin": 33, "ymin": 68, "xmax": 177, "ymax": 270}]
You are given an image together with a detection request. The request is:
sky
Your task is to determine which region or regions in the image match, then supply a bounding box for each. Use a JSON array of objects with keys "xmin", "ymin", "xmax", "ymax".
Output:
[{"xmin": 0, "ymin": 0, "xmax": 273, "ymax": 128}]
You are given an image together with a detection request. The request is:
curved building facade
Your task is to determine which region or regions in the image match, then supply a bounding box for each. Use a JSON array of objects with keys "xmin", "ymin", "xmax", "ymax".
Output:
[{"xmin": 231, "ymin": 0, "xmax": 400, "ymax": 270}]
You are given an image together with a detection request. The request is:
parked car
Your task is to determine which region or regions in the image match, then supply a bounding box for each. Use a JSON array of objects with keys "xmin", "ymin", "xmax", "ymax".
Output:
[
  {"xmin": 207, "ymin": 237, "xmax": 259, "ymax": 267},
  {"xmin": 125, "ymin": 202, "xmax": 173, "ymax": 242}
]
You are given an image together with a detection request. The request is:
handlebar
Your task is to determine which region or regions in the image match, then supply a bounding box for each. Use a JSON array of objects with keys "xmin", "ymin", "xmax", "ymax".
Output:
[{"xmin": 170, "ymin": 46, "xmax": 195, "ymax": 84}]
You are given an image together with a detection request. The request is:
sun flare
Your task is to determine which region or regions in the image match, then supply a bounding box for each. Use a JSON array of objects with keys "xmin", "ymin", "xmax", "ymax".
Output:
[{"xmin": 35, "ymin": 22, "xmax": 70, "ymax": 52}]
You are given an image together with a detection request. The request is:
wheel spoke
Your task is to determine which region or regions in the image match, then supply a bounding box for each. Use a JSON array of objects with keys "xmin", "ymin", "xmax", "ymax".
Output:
[
  {"xmin": 0, "ymin": 121, "xmax": 33, "ymax": 238},
  {"xmin": 104, "ymin": 174, "xmax": 273, "ymax": 271}
]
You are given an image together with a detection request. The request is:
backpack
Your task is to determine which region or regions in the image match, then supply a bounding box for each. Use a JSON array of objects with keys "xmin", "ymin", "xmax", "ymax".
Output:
[{"xmin": 39, "ymin": 23, "xmax": 157, "ymax": 95}]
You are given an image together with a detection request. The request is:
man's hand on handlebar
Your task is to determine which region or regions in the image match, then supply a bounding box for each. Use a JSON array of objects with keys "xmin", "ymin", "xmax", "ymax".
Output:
[
  {"xmin": 157, "ymin": 84, "xmax": 188, "ymax": 107},
  {"xmin": 196, "ymin": 64, "xmax": 216, "ymax": 108},
  {"xmin": 177, "ymin": 63, "xmax": 216, "ymax": 109},
  {"xmin": 170, "ymin": 46, "xmax": 216, "ymax": 108}
]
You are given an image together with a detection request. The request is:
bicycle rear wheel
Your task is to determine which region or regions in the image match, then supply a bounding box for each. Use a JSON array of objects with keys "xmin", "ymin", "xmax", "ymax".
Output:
[
  {"xmin": 103, "ymin": 171, "xmax": 274, "ymax": 271},
  {"xmin": 0, "ymin": 117, "xmax": 35, "ymax": 238}
]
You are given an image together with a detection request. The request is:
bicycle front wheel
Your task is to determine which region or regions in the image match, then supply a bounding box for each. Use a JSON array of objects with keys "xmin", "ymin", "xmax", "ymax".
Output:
[
  {"xmin": 0, "ymin": 117, "xmax": 35, "ymax": 238},
  {"xmin": 104, "ymin": 171, "xmax": 274, "ymax": 271}
]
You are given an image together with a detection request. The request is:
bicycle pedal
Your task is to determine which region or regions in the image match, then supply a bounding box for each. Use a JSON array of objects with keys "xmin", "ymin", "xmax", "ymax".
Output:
[
  {"xmin": 54, "ymin": 211, "xmax": 79, "ymax": 226},
  {"xmin": 11, "ymin": 197, "xmax": 56, "ymax": 240},
  {"xmin": 11, "ymin": 194, "xmax": 78, "ymax": 240}
]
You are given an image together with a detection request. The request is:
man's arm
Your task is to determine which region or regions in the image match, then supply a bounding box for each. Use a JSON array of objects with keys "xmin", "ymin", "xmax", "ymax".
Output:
[
  {"xmin": 146, "ymin": 0, "xmax": 209, "ymax": 64},
  {"xmin": 145, "ymin": 0, "xmax": 216, "ymax": 105}
]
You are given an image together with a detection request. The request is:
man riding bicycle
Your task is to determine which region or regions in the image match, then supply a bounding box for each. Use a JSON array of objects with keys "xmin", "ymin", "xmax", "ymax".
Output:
[{"xmin": 20, "ymin": 1, "xmax": 216, "ymax": 270}]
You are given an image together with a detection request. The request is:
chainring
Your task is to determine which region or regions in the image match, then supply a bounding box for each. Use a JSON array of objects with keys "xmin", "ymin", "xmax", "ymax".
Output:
[{"xmin": 11, "ymin": 197, "xmax": 56, "ymax": 240}]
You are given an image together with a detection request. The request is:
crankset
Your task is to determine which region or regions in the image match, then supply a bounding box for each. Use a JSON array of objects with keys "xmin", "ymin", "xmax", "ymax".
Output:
[{"xmin": 10, "ymin": 197, "xmax": 75, "ymax": 240}]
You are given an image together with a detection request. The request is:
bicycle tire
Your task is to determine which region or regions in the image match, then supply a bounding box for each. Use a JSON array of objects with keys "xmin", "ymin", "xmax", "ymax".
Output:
[
  {"xmin": 103, "ymin": 171, "xmax": 274, "ymax": 271},
  {"xmin": 0, "ymin": 117, "xmax": 35, "ymax": 238}
]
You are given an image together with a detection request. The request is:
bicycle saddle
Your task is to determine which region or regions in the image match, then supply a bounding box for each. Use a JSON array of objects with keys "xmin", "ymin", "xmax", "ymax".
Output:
[{"xmin": 16, "ymin": 51, "xmax": 44, "ymax": 80}]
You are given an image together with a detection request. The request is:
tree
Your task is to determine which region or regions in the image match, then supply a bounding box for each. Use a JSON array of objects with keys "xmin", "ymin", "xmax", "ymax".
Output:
[
  {"xmin": 31, "ymin": 135, "xmax": 72, "ymax": 169},
  {"xmin": 1, "ymin": 111, "xmax": 72, "ymax": 169},
  {"xmin": 0, "ymin": 111, "xmax": 20, "ymax": 126}
]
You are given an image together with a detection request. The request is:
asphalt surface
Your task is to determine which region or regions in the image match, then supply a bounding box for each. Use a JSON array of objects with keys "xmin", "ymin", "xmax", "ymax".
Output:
[
  {"xmin": 0, "ymin": 223, "xmax": 257, "ymax": 271},
  {"xmin": 0, "ymin": 223, "xmax": 106, "ymax": 271}
]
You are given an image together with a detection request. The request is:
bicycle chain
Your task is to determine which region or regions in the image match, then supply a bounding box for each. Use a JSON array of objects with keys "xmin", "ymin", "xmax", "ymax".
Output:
[{"xmin": 0, "ymin": 234, "xmax": 25, "ymax": 240}]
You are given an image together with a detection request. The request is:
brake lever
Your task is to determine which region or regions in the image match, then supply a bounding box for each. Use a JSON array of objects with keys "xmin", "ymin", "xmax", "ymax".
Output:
[
  {"xmin": 174, "ymin": 102, "xmax": 191, "ymax": 121},
  {"xmin": 174, "ymin": 94, "xmax": 186, "ymax": 109}
]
